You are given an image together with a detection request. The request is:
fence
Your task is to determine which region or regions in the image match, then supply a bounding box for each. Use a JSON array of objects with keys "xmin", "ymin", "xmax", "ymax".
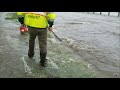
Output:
[{"xmin": 87, "ymin": 12, "xmax": 120, "ymax": 17}]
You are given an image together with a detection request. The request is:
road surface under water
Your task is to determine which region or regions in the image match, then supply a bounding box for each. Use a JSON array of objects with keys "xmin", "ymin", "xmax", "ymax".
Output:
[
  {"xmin": 0, "ymin": 12, "xmax": 119, "ymax": 78},
  {"xmin": 54, "ymin": 12, "xmax": 120, "ymax": 77}
]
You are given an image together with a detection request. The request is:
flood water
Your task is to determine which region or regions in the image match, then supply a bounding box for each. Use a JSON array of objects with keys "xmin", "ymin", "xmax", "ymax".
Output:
[
  {"xmin": 0, "ymin": 12, "xmax": 120, "ymax": 78},
  {"xmin": 54, "ymin": 12, "xmax": 120, "ymax": 75}
]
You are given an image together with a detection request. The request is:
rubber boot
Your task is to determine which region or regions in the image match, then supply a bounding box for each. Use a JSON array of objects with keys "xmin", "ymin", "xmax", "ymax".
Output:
[
  {"xmin": 28, "ymin": 52, "xmax": 34, "ymax": 59},
  {"xmin": 40, "ymin": 52, "xmax": 47, "ymax": 67}
]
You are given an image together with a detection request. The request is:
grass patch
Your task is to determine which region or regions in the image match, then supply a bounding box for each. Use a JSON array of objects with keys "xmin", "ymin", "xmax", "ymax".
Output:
[
  {"xmin": 46, "ymin": 39, "xmax": 100, "ymax": 78},
  {"xmin": 5, "ymin": 12, "xmax": 18, "ymax": 21}
]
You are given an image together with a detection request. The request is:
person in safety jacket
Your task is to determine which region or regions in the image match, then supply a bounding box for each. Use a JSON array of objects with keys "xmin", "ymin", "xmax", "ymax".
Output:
[{"xmin": 23, "ymin": 12, "xmax": 56, "ymax": 67}]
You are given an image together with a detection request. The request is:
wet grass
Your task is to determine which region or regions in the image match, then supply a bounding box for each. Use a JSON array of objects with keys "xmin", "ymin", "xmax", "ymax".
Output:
[
  {"xmin": 46, "ymin": 39, "xmax": 99, "ymax": 78},
  {"xmin": 21, "ymin": 33, "xmax": 99, "ymax": 78},
  {"xmin": 5, "ymin": 12, "xmax": 18, "ymax": 22}
]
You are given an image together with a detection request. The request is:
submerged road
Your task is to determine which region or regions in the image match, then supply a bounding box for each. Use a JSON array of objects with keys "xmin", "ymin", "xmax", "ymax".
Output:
[
  {"xmin": 0, "ymin": 12, "xmax": 119, "ymax": 78},
  {"xmin": 55, "ymin": 12, "xmax": 120, "ymax": 76},
  {"xmin": 0, "ymin": 12, "xmax": 25, "ymax": 78}
]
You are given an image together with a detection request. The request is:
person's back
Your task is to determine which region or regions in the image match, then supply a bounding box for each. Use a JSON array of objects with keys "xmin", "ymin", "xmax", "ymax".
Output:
[{"xmin": 24, "ymin": 12, "xmax": 56, "ymax": 28}]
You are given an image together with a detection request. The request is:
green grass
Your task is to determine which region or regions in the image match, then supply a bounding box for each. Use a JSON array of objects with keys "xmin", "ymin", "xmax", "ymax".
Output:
[
  {"xmin": 5, "ymin": 13, "xmax": 18, "ymax": 21},
  {"xmin": 47, "ymin": 41, "xmax": 99, "ymax": 78}
]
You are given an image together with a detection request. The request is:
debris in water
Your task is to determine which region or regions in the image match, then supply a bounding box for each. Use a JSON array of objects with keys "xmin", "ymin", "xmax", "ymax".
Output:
[
  {"xmin": 69, "ymin": 58, "xmax": 74, "ymax": 62},
  {"xmin": 87, "ymin": 64, "xmax": 92, "ymax": 69},
  {"xmin": 113, "ymin": 73, "xmax": 119, "ymax": 77}
]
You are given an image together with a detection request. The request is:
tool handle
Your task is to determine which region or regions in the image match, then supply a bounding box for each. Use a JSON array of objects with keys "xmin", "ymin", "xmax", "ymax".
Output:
[{"xmin": 51, "ymin": 30, "xmax": 62, "ymax": 41}]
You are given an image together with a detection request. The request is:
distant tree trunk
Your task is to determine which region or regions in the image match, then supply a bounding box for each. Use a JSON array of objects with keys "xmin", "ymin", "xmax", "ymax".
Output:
[
  {"xmin": 108, "ymin": 12, "xmax": 110, "ymax": 16},
  {"xmin": 118, "ymin": 12, "xmax": 120, "ymax": 17}
]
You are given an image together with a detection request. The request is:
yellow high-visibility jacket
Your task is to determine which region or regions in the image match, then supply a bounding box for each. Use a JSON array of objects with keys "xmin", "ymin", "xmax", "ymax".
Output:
[
  {"xmin": 16, "ymin": 12, "xmax": 24, "ymax": 17},
  {"xmin": 23, "ymin": 12, "xmax": 56, "ymax": 28}
]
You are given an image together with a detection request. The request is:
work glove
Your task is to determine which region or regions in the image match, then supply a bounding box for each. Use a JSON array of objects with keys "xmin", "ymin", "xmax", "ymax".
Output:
[{"xmin": 18, "ymin": 17, "xmax": 24, "ymax": 24}]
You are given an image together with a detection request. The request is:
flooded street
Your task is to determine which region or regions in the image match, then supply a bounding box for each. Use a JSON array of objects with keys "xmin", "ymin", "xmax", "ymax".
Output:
[
  {"xmin": 54, "ymin": 12, "xmax": 120, "ymax": 76},
  {"xmin": 0, "ymin": 12, "xmax": 120, "ymax": 78}
]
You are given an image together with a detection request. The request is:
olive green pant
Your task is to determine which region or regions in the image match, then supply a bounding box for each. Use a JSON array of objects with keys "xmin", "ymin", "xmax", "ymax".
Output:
[{"xmin": 28, "ymin": 26, "xmax": 47, "ymax": 57}]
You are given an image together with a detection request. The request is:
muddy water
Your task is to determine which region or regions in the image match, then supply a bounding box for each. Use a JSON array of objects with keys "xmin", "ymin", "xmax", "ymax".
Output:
[
  {"xmin": 0, "ymin": 12, "xmax": 119, "ymax": 78},
  {"xmin": 0, "ymin": 13, "xmax": 26, "ymax": 78},
  {"xmin": 54, "ymin": 12, "xmax": 120, "ymax": 77}
]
